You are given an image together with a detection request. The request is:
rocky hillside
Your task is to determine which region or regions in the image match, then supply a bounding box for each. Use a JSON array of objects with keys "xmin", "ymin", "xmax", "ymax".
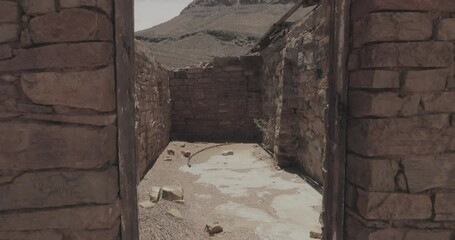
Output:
[{"xmin": 135, "ymin": 0, "xmax": 311, "ymax": 68}]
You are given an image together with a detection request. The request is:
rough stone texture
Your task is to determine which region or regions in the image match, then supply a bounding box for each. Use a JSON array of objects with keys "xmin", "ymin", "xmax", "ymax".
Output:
[
  {"xmin": 170, "ymin": 56, "xmax": 262, "ymax": 142},
  {"xmin": 23, "ymin": 113, "xmax": 117, "ymax": 126},
  {"xmin": 29, "ymin": 9, "xmax": 113, "ymax": 44},
  {"xmin": 21, "ymin": 0, "xmax": 56, "ymax": 15},
  {"xmin": 349, "ymin": 70, "xmax": 400, "ymax": 89},
  {"xmin": 437, "ymin": 18, "xmax": 455, "ymax": 41},
  {"xmin": 435, "ymin": 193, "xmax": 455, "ymax": 221},
  {"xmin": 0, "ymin": 24, "xmax": 19, "ymax": 43},
  {"xmin": 357, "ymin": 191, "xmax": 432, "ymax": 220},
  {"xmin": 403, "ymin": 69, "xmax": 451, "ymax": 93},
  {"xmin": 422, "ymin": 92, "xmax": 455, "ymax": 113},
  {"xmin": 0, "ymin": 168, "xmax": 118, "ymax": 210},
  {"xmin": 0, "ymin": 44, "xmax": 12, "ymax": 60},
  {"xmin": 0, "ymin": 122, "xmax": 117, "ymax": 171},
  {"xmin": 0, "ymin": 1, "xmax": 18, "ymax": 23},
  {"xmin": 21, "ymin": 66, "xmax": 116, "ymax": 112},
  {"xmin": 60, "ymin": 0, "xmax": 113, "ymax": 16},
  {"xmin": 0, "ymin": 43, "xmax": 113, "ymax": 71},
  {"xmin": 134, "ymin": 41, "xmax": 171, "ymax": 179},
  {"xmin": 349, "ymin": 91, "xmax": 402, "ymax": 117}
]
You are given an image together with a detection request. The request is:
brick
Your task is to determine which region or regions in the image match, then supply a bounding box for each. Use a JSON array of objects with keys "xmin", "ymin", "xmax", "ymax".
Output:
[
  {"xmin": 435, "ymin": 193, "xmax": 455, "ymax": 221},
  {"xmin": 361, "ymin": 42, "xmax": 453, "ymax": 68},
  {"xmin": 0, "ymin": 24, "xmax": 19, "ymax": 43},
  {"xmin": 400, "ymin": 95, "xmax": 421, "ymax": 116},
  {"xmin": 357, "ymin": 190, "xmax": 432, "ymax": 220},
  {"xmin": 347, "ymin": 154, "xmax": 399, "ymax": 192},
  {"xmin": 403, "ymin": 69, "xmax": 450, "ymax": 93},
  {"xmin": 21, "ymin": 0, "xmax": 55, "ymax": 15},
  {"xmin": 0, "ymin": 123, "xmax": 116, "ymax": 171},
  {"xmin": 29, "ymin": 9, "xmax": 113, "ymax": 44},
  {"xmin": 0, "ymin": 1, "xmax": 19, "ymax": 23},
  {"xmin": 403, "ymin": 154, "xmax": 455, "ymax": 193},
  {"xmin": 349, "ymin": 70, "xmax": 399, "ymax": 89},
  {"xmin": 0, "ymin": 168, "xmax": 118, "ymax": 211},
  {"xmin": 348, "ymin": 115, "xmax": 450, "ymax": 157},
  {"xmin": 354, "ymin": 13, "xmax": 432, "ymax": 47},
  {"xmin": 0, "ymin": 42, "xmax": 113, "ymax": 71},
  {"xmin": 422, "ymin": 92, "xmax": 455, "ymax": 113},
  {"xmin": 21, "ymin": 66, "xmax": 115, "ymax": 112},
  {"xmin": 349, "ymin": 91, "xmax": 402, "ymax": 117},
  {"xmin": 60, "ymin": 0, "xmax": 113, "ymax": 16},
  {"xmin": 23, "ymin": 113, "xmax": 117, "ymax": 126},
  {"xmin": 0, "ymin": 203, "xmax": 120, "ymax": 231},
  {"xmin": 0, "ymin": 44, "xmax": 12, "ymax": 60},
  {"xmin": 437, "ymin": 18, "xmax": 455, "ymax": 41}
]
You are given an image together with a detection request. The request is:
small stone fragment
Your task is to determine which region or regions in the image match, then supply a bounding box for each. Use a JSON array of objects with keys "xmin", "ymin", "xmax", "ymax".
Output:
[
  {"xmin": 173, "ymin": 200, "xmax": 185, "ymax": 205},
  {"xmin": 221, "ymin": 150, "xmax": 234, "ymax": 156},
  {"xmin": 181, "ymin": 151, "xmax": 191, "ymax": 158},
  {"xmin": 161, "ymin": 186, "xmax": 184, "ymax": 201},
  {"xmin": 167, "ymin": 149, "xmax": 175, "ymax": 155},
  {"xmin": 180, "ymin": 143, "xmax": 186, "ymax": 148},
  {"xmin": 205, "ymin": 222, "xmax": 223, "ymax": 235},
  {"xmin": 166, "ymin": 208, "xmax": 183, "ymax": 219},
  {"xmin": 149, "ymin": 187, "xmax": 161, "ymax": 203},
  {"xmin": 164, "ymin": 158, "xmax": 172, "ymax": 162},
  {"xmin": 310, "ymin": 231, "xmax": 322, "ymax": 239},
  {"xmin": 139, "ymin": 201, "xmax": 155, "ymax": 209}
]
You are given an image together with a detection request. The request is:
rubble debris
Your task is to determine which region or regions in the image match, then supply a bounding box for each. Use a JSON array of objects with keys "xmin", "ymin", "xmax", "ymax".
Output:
[
  {"xmin": 150, "ymin": 187, "xmax": 161, "ymax": 203},
  {"xmin": 310, "ymin": 231, "xmax": 322, "ymax": 239},
  {"xmin": 181, "ymin": 151, "xmax": 191, "ymax": 158},
  {"xmin": 221, "ymin": 150, "xmax": 234, "ymax": 156},
  {"xmin": 205, "ymin": 222, "xmax": 223, "ymax": 235},
  {"xmin": 166, "ymin": 208, "xmax": 183, "ymax": 219},
  {"xmin": 173, "ymin": 200, "xmax": 186, "ymax": 205},
  {"xmin": 139, "ymin": 201, "xmax": 156, "ymax": 209},
  {"xmin": 161, "ymin": 186, "xmax": 184, "ymax": 201},
  {"xmin": 167, "ymin": 149, "xmax": 175, "ymax": 155},
  {"xmin": 180, "ymin": 143, "xmax": 186, "ymax": 148}
]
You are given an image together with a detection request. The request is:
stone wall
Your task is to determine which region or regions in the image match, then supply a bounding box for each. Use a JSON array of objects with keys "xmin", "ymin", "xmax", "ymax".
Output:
[
  {"xmin": 0, "ymin": 1, "xmax": 121, "ymax": 239},
  {"xmin": 134, "ymin": 40, "xmax": 171, "ymax": 180},
  {"xmin": 345, "ymin": 1, "xmax": 455, "ymax": 239},
  {"xmin": 169, "ymin": 56, "xmax": 262, "ymax": 141},
  {"xmin": 260, "ymin": 6, "xmax": 328, "ymax": 184}
]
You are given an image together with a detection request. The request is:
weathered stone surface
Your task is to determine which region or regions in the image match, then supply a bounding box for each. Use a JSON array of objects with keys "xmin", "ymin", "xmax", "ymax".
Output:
[
  {"xmin": 23, "ymin": 113, "xmax": 117, "ymax": 126},
  {"xmin": 0, "ymin": 24, "xmax": 19, "ymax": 43},
  {"xmin": 348, "ymin": 115, "xmax": 450, "ymax": 157},
  {"xmin": 349, "ymin": 70, "xmax": 399, "ymax": 89},
  {"xmin": 29, "ymin": 9, "xmax": 113, "ymax": 44},
  {"xmin": 355, "ymin": 13, "xmax": 432, "ymax": 47},
  {"xmin": 21, "ymin": 0, "xmax": 55, "ymax": 15},
  {"xmin": 347, "ymin": 154, "xmax": 399, "ymax": 192},
  {"xmin": 435, "ymin": 193, "xmax": 455, "ymax": 221},
  {"xmin": 0, "ymin": 84, "xmax": 19, "ymax": 98},
  {"xmin": 161, "ymin": 186, "xmax": 184, "ymax": 201},
  {"xmin": 422, "ymin": 92, "xmax": 455, "ymax": 113},
  {"xmin": 437, "ymin": 18, "xmax": 455, "ymax": 41},
  {"xmin": 0, "ymin": 203, "xmax": 120, "ymax": 231},
  {"xmin": 0, "ymin": 231, "xmax": 63, "ymax": 240},
  {"xmin": 21, "ymin": 66, "xmax": 116, "ymax": 112},
  {"xmin": 139, "ymin": 201, "xmax": 156, "ymax": 209},
  {"xmin": 65, "ymin": 227, "xmax": 120, "ymax": 240},
  {"xmin": 361, "ymin": 42, "xmax": 453, "ymax": 68},
  {"xmin": 20, "ymin": 29, "xmax": 33, "ymax": 48},
  {"xmin": 403, "ymin": 69, "xmax": 450, "ymax": 93},
  {"xmin": 60, "ymin": 0, "xmax": 113, "ymax": 16},
  {"xmin": 0, "ymin": 43, "xmax": 113, "ymax": 71},
  {"xmin": 400, "ymin": 95, "xmax": 421, "ymax": 116},
  {"xmin": 149, "ymin": 187, "xmax": 161, "ymax": 202},
  {"xmin": 357, "ymin": 190, "xmax": 432, "ymax": 220},
  {"xmin": 167, "ymin": 208, "xmax": 183, "ymax": 219},
  {"xmin": 0, "ymin": 1, "xmax": 18, "ymax": 23},
  {"xmin": 0, "ymin": 74, "xmax": 18, "ymax": 82},
  {"xmin": 17, "ymin": 103, "xmax": 53, "ymax": 113},
  {"xmin": 403, "ymin": 154, "xmax": 455, "ymax": 193},
  {"xmin": 0, "ymin": 122, "xmax": 116, "ymax": 171},
  {"xmin": 368, "ymin": 228, "xmax": 454, "ymax": 240},
  {"xmin": 0, "ymin": 168, "xmax": 118, "ymax": 210},
  {"xmin": 0, "ymin": 44, "xmax": 12, "ymax": 60},
  {"xmin": 349, "ymin": 91, "xmax": 402, "ymax": 117}
]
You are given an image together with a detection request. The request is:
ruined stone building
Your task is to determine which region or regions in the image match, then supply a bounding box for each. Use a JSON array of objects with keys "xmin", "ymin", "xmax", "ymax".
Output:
[{"xmin": 0, "ymin": 0, "xmax": 454, "ymax": 239}]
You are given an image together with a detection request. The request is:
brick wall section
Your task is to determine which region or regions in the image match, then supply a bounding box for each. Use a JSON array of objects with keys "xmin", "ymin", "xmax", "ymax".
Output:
[
  {"xmin": 134, "ymin": 40, "xmax": 171, "ymax": 180},
  {"xmin": 0, "ymin": 1, "xmax": 120, "ymax": 239},
  {"xmin": 345, "ymin": 1, "xmax": 455, "ymax": 239},
  {"xmin": 259, "ymin": 6, "xmax": 328, "ymax": 184},
  {"xmin": 169, "ymin": 56, "xmax": 262, "ymax": 142}
]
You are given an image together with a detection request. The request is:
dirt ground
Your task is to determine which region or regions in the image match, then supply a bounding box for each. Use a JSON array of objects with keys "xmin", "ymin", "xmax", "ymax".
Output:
[{"xmin": 138, "ymin": 142, "xmax": 322, "ymax": 240}]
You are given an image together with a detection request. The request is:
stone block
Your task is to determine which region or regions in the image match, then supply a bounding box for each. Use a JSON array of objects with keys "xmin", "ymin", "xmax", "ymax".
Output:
[
  {"xmin": 347, "ymin": 154, "xmax": 399, "ymax": 192},
  {"xmin": 403, "ymin": 154, "xmax": 455, "ymax": 193},
  {"xmin": 349, "ymin": 70, "xmax": 399, "ymax": 89},
  {"xmin": 0, "ymin": 24, "xmax": 19, "ymax": 43},
  {"xmin": 437, "ymin": 18, "xmax": 455, "ymax": 41},
  {"xmin": 214, "ymin": 57, "xmax": 240, "ymax": 66},
  {"xmin": 422, "ymin": 92, "xmax": 455, "ymax": 113},
  {"xmin": 348, "ymin": 91, "xmax": 402, "ymax": 117},
  {"xmin": 0, "ymin": 123, "xmax": 116, "ymax": 171},
  {"xmin": 348, "ymin": 115, "xmax": 450, "ymax": 157},
  {"xmin": 0, "ymin": 84, "xmax": 18, "ymax": 98},
  {"xmin": 357, "ymin": 190, "xmax": 432, "ymax": 220},
  {"xmin": 0, "ymin": 1, "xmax": 18, "ymax": 23},
  {"xmin": 21, "ymin": 0, "xmax": 55, "ymax": 15},
  {"xmin": 0, "ymin": 203, "xmax": 120, "ymax": 231},
  {"xmin": 354, "ymin": 12, "xmax": 432, "ymax": 47},
  {"xmin": 0, "ymin": 168, "xmax": 118, "ymax": 210},
  {"xmin": 361, "ymin": 42, "xmax": 453, "ymax": 68},
  {"xmin": 0, "ymin": 42, "xmax": 113, "ymax": 71},
  {"xmin": 60, "ymin": 0, "xmax": 113, "ymax": 16},
  {"xmin": 0, "ymin": 231, "xmax": 62, "ymax": 240},
  {"xmin": 29, "ymin": 9, "xmax": 113, "ymax": 43},
  {"xmin": 0, "ymin": 44, "xmax": 12, "ymax": 60},
  {"xmin": 403, "ymin": 69, "xmax": 450, "ymax": 93},
  {"xmin": 435, "ymin": 193, "xmax": 455, "ymax": 221},
  {"xmin": 368, "ymin": 228, "xmax": 453, "ymax": 240},
  {"xmin": 23, "ymin": 113, "xmax": 117, "ymax": 126},
  {"xmin": 21, "ymin": 66, "xmax": 116, "ymax": 112}
]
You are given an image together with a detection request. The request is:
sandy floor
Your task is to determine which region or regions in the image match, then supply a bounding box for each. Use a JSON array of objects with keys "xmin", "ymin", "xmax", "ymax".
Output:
[{"xmin": 138, "ymin": 142, "xmax": 322, "ymax": 240}]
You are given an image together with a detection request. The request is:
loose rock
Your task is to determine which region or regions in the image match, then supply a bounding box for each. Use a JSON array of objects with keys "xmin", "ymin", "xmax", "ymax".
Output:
[
  {"xmin": 310, "ymin": 231, "xmax": 322, "ymax": 239},
  {"xmin": 161, "ymin": 186, "xmax": 184, "ymax": 201},
  {"xmin": 221, "ymin": 150, "xmax": 234, "ymax": 156},
  {"xmin": 180, "ymin": 143, "xmax": 186, "ymax": 148},
  {"xmin": 205, "ymin": 222, "xmax": 223, "ymax": 235},
  {"xmin": 139, "ymin": 201, "xmax": 155, "ymax": 209},
  {"xmin": 173, "ymin": 200, "xmax": 185, "ymax": 205},
  {"xmin": 166, "ymin": 208, "xmax": 183, "ymax": 219},
  {"xmin": 181, "ymin": 151, "xmax": 191, "ymax": 158},
  {"xmin": 167, "ymin": 149, "xmax": 175, "ymax": 156},
  {"xmin": 149, "ymin": 187, "xmax": 161, "ymax": 203}
]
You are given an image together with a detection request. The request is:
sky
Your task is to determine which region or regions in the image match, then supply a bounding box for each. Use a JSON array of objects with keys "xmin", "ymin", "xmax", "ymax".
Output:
[{"xmin": 134, "ymin": 0, "xmax": 194, "ymax": 31}]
